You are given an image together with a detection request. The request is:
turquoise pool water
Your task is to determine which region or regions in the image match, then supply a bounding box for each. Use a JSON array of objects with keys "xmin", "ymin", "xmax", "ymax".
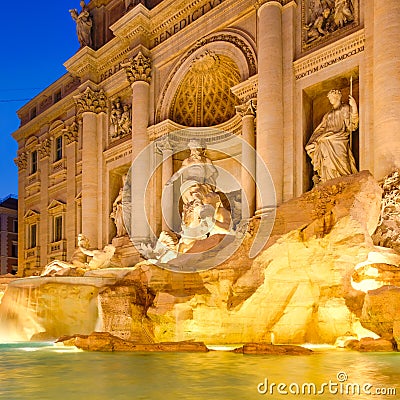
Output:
[{"xmin": 0, "ymin": 343, "xmax": 398, "ymax": 400}]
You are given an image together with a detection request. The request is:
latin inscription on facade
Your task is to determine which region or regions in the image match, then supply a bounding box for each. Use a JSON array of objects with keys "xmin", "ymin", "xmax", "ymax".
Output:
[
  {"xmin": 294, "ymin": 32, "xmax": 364, "ymax": 81},
  {"xmin": 153, "ymin": 0, "xmax": 226, "ymax": 47}
]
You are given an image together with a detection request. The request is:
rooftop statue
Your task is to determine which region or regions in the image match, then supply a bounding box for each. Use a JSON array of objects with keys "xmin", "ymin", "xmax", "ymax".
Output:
[
  {"xmin": 305, "ymin": 89, "xmax": 358, "ymax": 184},
  {"xmin": 69, "ymin": 1, "xmax": 93, "ymax": 48}
]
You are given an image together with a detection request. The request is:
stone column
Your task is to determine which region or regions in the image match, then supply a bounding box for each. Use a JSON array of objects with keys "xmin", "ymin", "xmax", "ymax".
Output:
[
  {"xmin": 74, "ymin": 87, "xmax": 107, "ymax": 248},
  {"xmin": 64, "ymin": 121, "xmax": 78, "ymax": 259},
  {"xmin": 123, "ymin": 51, "xmax": 152, "ymax": 243},
  {"xmin": 256, "ymin": 0, "xmax": 283, "ymax": 207},
  {"xmin": 373, "ymin": 0, "xmax": 400, "ymax": 179},
  {"xmin": 14, "ymin": 153, "xmax": 27, "ymax": 276},
  {"xmin": 236, "ymin": 99, "xmax": 257, "ymax": 218},
  {"xmin": 156, "ymin": 137, "xmax": 174, "ymax": 231},
  {"xmin": 38, "ymin": 138, "xmax": 51, "ymax": 267}
]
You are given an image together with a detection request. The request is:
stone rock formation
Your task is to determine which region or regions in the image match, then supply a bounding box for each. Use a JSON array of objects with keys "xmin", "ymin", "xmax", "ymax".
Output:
[
  {"xmin": 345, "ymin": 337, "xmax": 396, "ymax": 352},
  {"xmin": 79, "ymin": 171, "xmax": 400, "ymax": 347},
  {"xmin": 2, "ymin": 170, "xmax": 400, "ymax": 349},
  {"xmin": 372, "ymin": 170, "xmax": 400, "ymax": 252},
  {"xmin": 233, "ymin": 343, "xmax": 313, "ymax": 355},
  {"xmin": 58, "ymin": 332, "xmax": 209, "ymax": 352}
]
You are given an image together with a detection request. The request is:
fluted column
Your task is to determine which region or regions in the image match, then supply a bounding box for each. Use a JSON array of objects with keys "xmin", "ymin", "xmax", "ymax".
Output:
[
  {"xmin": 256, "ymin": 0, "xmax": 283, "ymax": 207},
  {"xmin": 123, "ymin": 51, "xmax": 152, "ymax": 243},
  {"xmin": 156, "ymin": 137, "xmax": 174, "ymax": 231},
  {"xmin": 74, "ymin": 87, "xmax": 107, "ymax": 248},
  {"xmin": 373, "ymin": 0, "xmax": 400, "ymax": 179},
  {"xmin": 236, "ymin": 99, "xmax": 257, "ymax": 218}
]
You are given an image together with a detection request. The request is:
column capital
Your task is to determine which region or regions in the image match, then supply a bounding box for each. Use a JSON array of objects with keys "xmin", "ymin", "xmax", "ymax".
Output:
[
  {"xmin": 63, "ymin": 121, "xmax": 79, "ymax": 145},
  {"xmin": 155, "ymin": 135, "xmax": 173, "ymax": 153},
  {"xmin": 236, "ymin": 99, "xmax": 257, "ymax": 118},
  {"xmin": 122, "ymin": 51, "xmax": 152, "ymax": 85},
  {"xmin": 14, "ymin": 152, "xmax": 28, "ymax": 171},
  {"xmin": 74, "ymin": 87, "xmax": 108, "ymax": 116},
  {"xmin": 38, "ymin": 138, "xmax": 51, "ymax": 160}
]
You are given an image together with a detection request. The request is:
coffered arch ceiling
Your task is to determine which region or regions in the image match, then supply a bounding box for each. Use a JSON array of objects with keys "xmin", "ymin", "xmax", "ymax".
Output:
[
  {"xmin": 156, "ymin": 30, "xmax": 257, "ymax": 125},
  {"xmin": 169, "ymin": 51, "xmax": 240, "ymax": 127}
]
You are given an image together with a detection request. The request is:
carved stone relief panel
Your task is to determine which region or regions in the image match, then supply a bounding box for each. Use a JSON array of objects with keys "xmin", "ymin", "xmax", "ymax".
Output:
[
  {"xmin": 109, "ymin": 97, "xmax": 132, "ymax": 141},
  {"xmin": 302, "ymin": 0, "xmax": 359, "ymax": 52}
]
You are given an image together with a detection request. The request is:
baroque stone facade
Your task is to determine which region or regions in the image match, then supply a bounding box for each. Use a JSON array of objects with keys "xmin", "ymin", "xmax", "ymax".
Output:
[{"xmin": 12, "ymin": 0, "xmax": 400, "ymax": 275}]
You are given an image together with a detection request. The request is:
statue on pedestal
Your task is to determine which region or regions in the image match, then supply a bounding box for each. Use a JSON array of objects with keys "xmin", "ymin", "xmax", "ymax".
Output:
[
  {"xmin": 305, "ymin": 89, "xmax": 358, "ymax": 184},
  {"xmin": 111, "ymin": 174, "xmax": 128, "ymax": 238},
  {"xmin": 69, "ymin": 1, "xmax": 93, "ymax": 48}
]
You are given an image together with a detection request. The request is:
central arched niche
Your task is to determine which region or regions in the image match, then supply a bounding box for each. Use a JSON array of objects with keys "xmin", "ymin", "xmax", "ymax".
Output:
[{"xmin": 169, "ymin": 51, "xmax": 240, "ymax": 127}]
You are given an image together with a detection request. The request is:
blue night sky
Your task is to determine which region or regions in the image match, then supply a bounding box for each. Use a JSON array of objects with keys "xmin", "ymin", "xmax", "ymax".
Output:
[{"xmin": 0, "ymin": 1, "xmax": 83, "ymax": 199}]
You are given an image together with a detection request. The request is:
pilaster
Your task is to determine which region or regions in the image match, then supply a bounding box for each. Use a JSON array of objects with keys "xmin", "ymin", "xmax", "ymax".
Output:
[
  {"xmin": 64, "ymin": 121, "xmax": 79, "ymax": 259},
  {"xmin": 236, "ymin": 100, "xmax": 257, "ymax": 218}
]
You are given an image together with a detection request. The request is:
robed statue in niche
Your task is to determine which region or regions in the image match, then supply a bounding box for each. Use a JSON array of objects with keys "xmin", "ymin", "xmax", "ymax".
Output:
[{"xmin": 305, "ymin": 88, "xmax": 358, "ymax": 184}]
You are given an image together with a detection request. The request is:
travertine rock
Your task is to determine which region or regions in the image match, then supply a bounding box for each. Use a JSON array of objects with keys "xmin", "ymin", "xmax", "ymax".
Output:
[
  {"xmin": 4, "ymin": 171, "xmax": 400, "ymax": 347},
  {"xmin": 233, "ymin": 343, "xmax": 312, "ymax": 355},
  {"xmin": 58, "ymin": 332, "xmax": 209, "ymax": 352},
  {"xmin": 95, "ymin": 171, "xmax": 393, "ymax": 345},
  {"xmin": 372, "ymin": 170, "xmax": 400, "ymax": 252},
  {"xmin": 360, "ymin": 286, "xmax": 400, "ymax": 339},
  {"xmin": 345, "ymin": 337, "xmax": 395, "ymax": 352}
]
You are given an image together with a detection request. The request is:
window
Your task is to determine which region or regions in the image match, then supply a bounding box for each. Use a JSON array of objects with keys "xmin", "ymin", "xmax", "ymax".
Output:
[
  {"xmin": 13, "ymin": 219, "xmax": 18, "ymax": 233},
  {"xmin": 55, "ymin": 136, "xmax": 63, "ymax": 161},
  {"xmin": 54, "ymin": 215, "xmax": 63, "ymax": 242},
  {"xmin": 11, "ymin": 242, "xmax": 18, "ymax": 258},
  {"xmin": 54, "ymin": 90, "xmax": 62, "ymax": 103},
  {"xmin": 30, "ymin": 107, "xmax": 37, "ymax": 120},
  {"xmin": 29, "ymin": 224, "xmax": 37, "ymax": 248},
  {"xmin": 31, "ymin": 150, "xmax": 38, "ymax": 174}
]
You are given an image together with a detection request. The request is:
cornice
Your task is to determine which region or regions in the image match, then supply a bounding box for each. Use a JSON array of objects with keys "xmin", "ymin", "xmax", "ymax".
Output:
[
  {"xmin": 110, "ymin": 4, "xmax": 151, "ymax": 43},
  {"xmin": 231, "ymin": 75, "xmax": 258, "ymax": 103},
  {"xmin": 64, "ymin": 46, "xmax": 98, "ymax": 79},
  {"xmin": 12, "ymin": 94, "xmax": 79, "ymax": 143},
  {"xmin": 293, "ymin": 30, "xmax": 365, "ymax": 81},
  {"xmin": 150, "ymin": 0, "xmax": 204, "ymax": 37}
]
